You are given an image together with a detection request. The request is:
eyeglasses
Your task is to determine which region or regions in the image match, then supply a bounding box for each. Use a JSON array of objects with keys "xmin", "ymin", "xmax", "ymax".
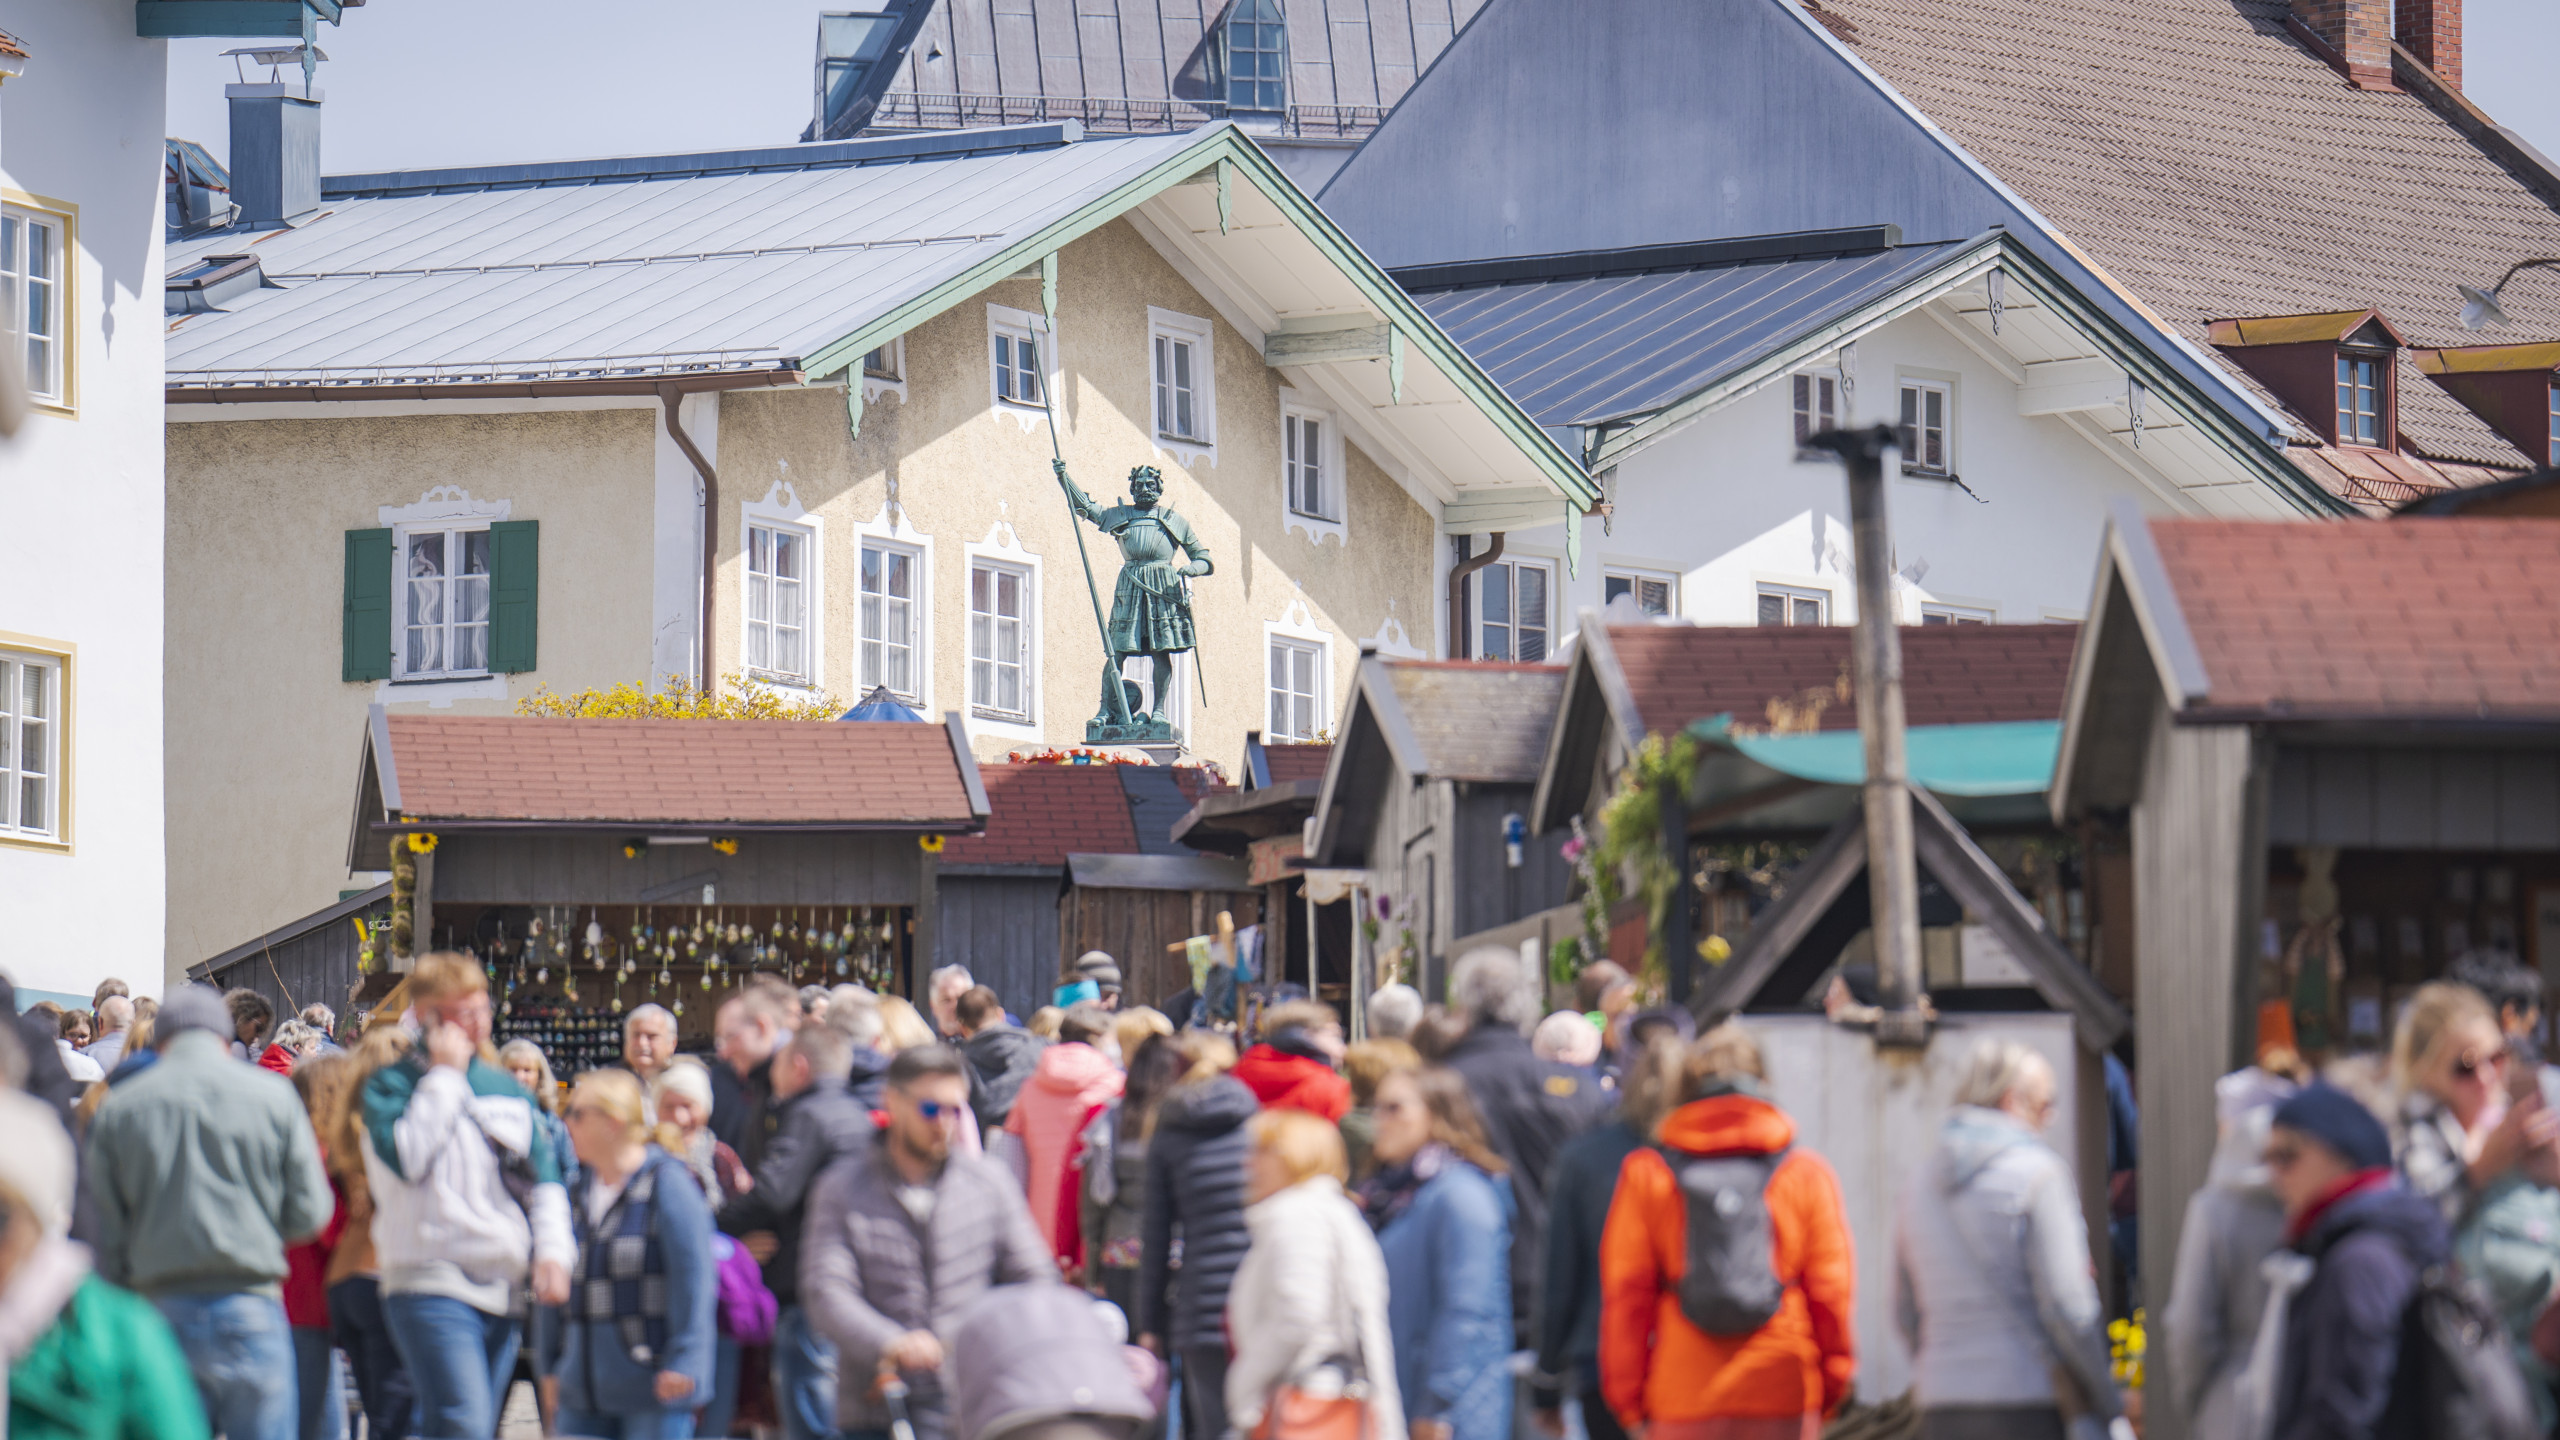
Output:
[
  {"xmin": 2455, "ymin": 1048, "xmax": 2510, "ymax": 1080},
  {"xmin": 564, "ymin": 1105, "xmax": 609, "ymax": 1123},
  {"xmin": 915, "ymin": 1100, "xmax": 961, "ymax": 1122}
]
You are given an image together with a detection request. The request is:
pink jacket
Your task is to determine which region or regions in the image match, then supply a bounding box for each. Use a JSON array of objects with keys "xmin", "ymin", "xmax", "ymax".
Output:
[{"xmin": 1005, "ymin": 1042, "xmax": 1124, "ymax": 1250}]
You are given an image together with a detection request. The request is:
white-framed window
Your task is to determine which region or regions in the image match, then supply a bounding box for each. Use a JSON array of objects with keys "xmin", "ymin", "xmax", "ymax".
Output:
[
  {"xmin": 1120, "ymin": 652, "xmax": 1194, "ymax": 737},
  {"xmin": 1604, "ymin": 570, "xmax": 1675, "ymax": 617},
  {"xmin": 863, "ymin": 337, "xmax": 903, "ymax": 381},
  {"xmin": 0, "ymin": 646, "xmax": 63, "ymax": 844},
  {"xmin": 2336, "ymin": 352, "xmax": 2385, "ymax": 448},
  {"xmin": 1, "ymin": 201, "xmax": 68, "ymax": 408},
  {"xmin": 859, "ymin": 539, "xmax": 920, "ymax": 703},
  {"xmin": 1898, "ymin": 379, "xmax": 1951, "ymax": 476},
  {"xmin": 396, "ymin": 524, "xmax": 493, "ymax": 679},
  {"xmin": 1475, "ymin": 557, "xmax": 1555, "ymax": 662},
  {"xmin": 1268, "ymin": 637, "xmax": 1324, "ymax": 742},
  {"xmin": 1286, "ymin": 411, "xmax": 1331, "ymax": 520},
  {"xmin": 1148, "ymin": 307, "xmax": 1216, "ymax": 454},
  {"xmin": 988, "ymin": 305, "xmax": 1050, "ymax": 409},
  {"xmin": 1757, "ymin": 584, "xmax": 1829, "ymax": 627},
  {"xmin": 1921, "ymin": 603, "xmax": 1995, "ymax": 625},
  {"xmin": 969, "ymin": 560, "xmax": 1033, "ymax": 721},
  {"xmin": 1792, "ymin": 370, "xmax": 1840, "ymax": 453},
  {"xmin": 744, "ymin": 521, "xmax": 813, "ymax": 685},
  {"xmin": 1224, "ymin": 0, "xmax": 1287, "ymax": 111}
]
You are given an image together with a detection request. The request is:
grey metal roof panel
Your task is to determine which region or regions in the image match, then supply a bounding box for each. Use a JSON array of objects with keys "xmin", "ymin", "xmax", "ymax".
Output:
[
  {"xmin": 1407, "ymin": 239, "xmax": 1976, "ymax": 428},
  {"xmin": 166, "ymin": 125, "xmax": 1207, "ymax": 386},
  {"xmin": 1062, "ymin": 851, "xmax": 1253, "ymax": 891},
  {"xmin": 1383, "ymin": 661, "xmax": 1566, "ymax": 782}
]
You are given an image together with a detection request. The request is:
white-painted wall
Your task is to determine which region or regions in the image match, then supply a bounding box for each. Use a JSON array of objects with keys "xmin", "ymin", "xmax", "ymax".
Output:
[
  {"xmin": 0, "ymin": 5, "xmax": 169, "ymax": 1003},
  {"xmin": 1475, "ymin": 310, "xmax": 2178, "ymax": 652}
]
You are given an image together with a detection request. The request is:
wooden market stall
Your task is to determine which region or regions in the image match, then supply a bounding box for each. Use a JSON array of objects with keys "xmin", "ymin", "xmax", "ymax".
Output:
[
  {"xmin": 346, "ymin": 707, "xmax": 988, "ymax": 1063},
  {"xmin": 2053, "ymin": 506, "xmax": 2560, "ymax": 1399},
  {"xmin": 1056, "ymin": 853, "xmax": 1264, "ymax": 1008}
]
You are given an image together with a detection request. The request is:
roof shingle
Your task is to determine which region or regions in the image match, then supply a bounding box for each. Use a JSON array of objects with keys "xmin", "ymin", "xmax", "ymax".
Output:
[
  {"xmin": 381, "ymin": 716, "xmax": 977, "ymax": 826},
  {"xmin": 1383, "ymin": 660, "xmax": 1567, "ymax": 782},
  {"xmin": 939, "ymin": 764, "xmax": 1141, "ymax": 866},
  {"xmin": 1260, "ymin": 743, "xmax": 1334, "ymax": 785},
  {"xmin": 2149, "ymin": 517, "xmax": 2560, "ymax": 718},
  {"xmin": 1608, "ymin": 624, "xmax": 2082, "ymax": 735},
  {"xmin": 1820, "ymin": 0, "xmax": 2560, "ymax": 471}
]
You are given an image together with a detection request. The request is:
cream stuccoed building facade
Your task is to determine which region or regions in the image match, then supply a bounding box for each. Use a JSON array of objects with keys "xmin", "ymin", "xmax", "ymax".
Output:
[{"xmin": 160, "ymin": 120, "xmax": 1594, "ymax": 974}]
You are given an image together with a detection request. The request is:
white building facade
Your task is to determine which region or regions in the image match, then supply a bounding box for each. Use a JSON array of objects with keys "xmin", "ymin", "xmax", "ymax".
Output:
[{"xmin": 0, "ymin": 6, "xmax": 170, "ymax": 1004}]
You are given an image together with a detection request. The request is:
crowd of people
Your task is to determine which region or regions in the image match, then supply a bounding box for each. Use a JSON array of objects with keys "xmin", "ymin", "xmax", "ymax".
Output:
[{"xmin": 5, "ymin": 943, "xmax": 2555, "ymax": 1440}]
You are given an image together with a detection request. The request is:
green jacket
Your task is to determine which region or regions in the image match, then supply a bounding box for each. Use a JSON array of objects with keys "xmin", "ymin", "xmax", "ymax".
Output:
[
  {"xmin": 10, "ymin": 1274, "xmax": 210, "ymax": 1440},
  {"xmin": 85, "ymin": 1030, "xmax": 332, "ymax": 1296}
]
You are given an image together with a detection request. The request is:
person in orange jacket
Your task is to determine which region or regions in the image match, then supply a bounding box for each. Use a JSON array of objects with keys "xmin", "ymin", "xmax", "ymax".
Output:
[{"xmin": 1598, "ymin": 1021, "xmax": 1854, "ymax": 1440}]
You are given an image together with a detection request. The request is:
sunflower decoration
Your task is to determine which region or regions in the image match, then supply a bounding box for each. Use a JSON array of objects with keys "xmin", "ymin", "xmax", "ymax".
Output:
[
  {"xmin": 918, "ymin": 834, "xmax": 945, "ymax": 854},
  {"xmin": 711, "ymin": 837, "xmax": 739, "ymax": 856},
  {"xmin": 407, "ymin": 832, "xmax": 439, "ymax": 855}
]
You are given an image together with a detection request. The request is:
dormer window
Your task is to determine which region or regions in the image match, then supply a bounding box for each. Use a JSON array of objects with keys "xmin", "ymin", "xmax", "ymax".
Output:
[
  {"xmin": 2405, "ymin": 342, "xmax": 2560, "ymax": 468},
  {"xmin": 2337, "ymin": 353, "xmax": 2384, "ymax": 446},
  {"xmin": 2207, "ymin": 308, "xmax": 2405, "ymax": 454},
  {"xmin": 1224, "ymin": 0, "xmax": 1286, "ymax": 113}
]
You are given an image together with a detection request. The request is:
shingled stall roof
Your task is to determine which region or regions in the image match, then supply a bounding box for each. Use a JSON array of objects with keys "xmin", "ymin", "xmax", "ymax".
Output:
[
  {"xmin": 2056, "ymin": 505, "xmax": 2560, "ymax": 816},
  {"xmin": 1533, "ymin": 619, "xmax": 2081, "ymax": 831},
  {"xmin": 1819, "ymin": 0, "xmax": 2560, "ymax": 498},
  {"xmin": 944, "ymin": 762, "xmax": 1232, "ymax": 871},
  {"xmin": 350, "ymin": 710, "xmax": 988, "ymax": 859},
  {"xmin": 1309, "ymin": 657, "xmax": 1565, "ymax": 865}
]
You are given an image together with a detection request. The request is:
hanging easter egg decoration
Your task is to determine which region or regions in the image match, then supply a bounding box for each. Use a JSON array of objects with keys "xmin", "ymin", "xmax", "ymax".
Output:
[
  {"xmin": 536, "ymin": 965, "xmax": 549, "ymax": 983},
  {"xmin": 672, "ymin": 999, "xmax": 685, "ymax": 1017}
]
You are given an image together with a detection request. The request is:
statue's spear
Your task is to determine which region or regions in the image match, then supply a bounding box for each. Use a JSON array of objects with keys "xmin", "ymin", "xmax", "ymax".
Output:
[{"xmin": 1033, "ymin": 255, "xmax": 1133, "ymax": 731}]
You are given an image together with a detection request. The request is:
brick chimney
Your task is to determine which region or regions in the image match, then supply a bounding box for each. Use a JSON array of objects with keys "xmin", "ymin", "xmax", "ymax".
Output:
[
  {"xmin": 2395, "ymin": 0, "xmax": 2461, "ymax": 90},
  {"xmin": 2290, "ymin": 0, "xmax": 2393, "ymax": 88}
]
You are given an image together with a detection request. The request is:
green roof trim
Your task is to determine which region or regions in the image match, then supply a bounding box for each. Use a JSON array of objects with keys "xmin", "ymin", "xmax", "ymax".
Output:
[{"xmin": 798, "ymin": 124, "xmax": 1598, "ymax": 511}]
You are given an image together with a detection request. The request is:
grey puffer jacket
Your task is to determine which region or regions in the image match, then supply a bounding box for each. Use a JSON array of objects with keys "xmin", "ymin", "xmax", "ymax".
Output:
[
  {"xmin": 965, "ymin": 1026, "xmax": 1046, "ymax": 1133},
  {"xmin": 1137, "ymin": 1075, "xmax": 1258, "ymax": 1349},
  {"xmin": 1893, "ymin": 1105, "xmax": 2120, "ymax": 1417},
  {"xmin": 800, "ymin": 1130, "xmax": 1057, "ymax": 1433}
]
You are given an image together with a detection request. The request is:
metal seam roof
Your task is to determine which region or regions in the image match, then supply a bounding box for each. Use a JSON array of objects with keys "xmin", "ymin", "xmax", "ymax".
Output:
[
  {"xmin": 1409, "ymin": 239, "xmax": 1975, "ymax": 427},
  {"xmin": 166, "ymin": 124, "xmax": 1205, "ymax": 386}
]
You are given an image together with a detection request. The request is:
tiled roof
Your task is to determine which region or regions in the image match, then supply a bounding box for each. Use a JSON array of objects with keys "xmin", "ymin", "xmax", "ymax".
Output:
[
  {"xmin": 1608, "ymin": 624, "xmax": 2082, "ymax": 734},
  {"xmin": 869, "ymin": 0, "xmax": 1486, "ymax": 137},
  {"xmin": 0, "ymin": 29, "xmax": 26, "ymax": 60},
  {"xmin": 2149, "ymin": 518, "xmax": 2560, "ymax": 718},
  {"xmin": 1383, "ymin": 660, "xmax": 1566, "ymax": 782},
  {"xmin": 381, "ymin": 716, "xmax": 977, "ymax": 826},
  {"xmin": 1260, "ymin": 743, "xmax": 1334, "ymax": 785},
  {"xmin": 941, "ymin": 764, "xmax": 1140, "ymax": 866},
  {"xmin": 1820, "ymin": 0, "xmax": 2560, "ymax": 475}
]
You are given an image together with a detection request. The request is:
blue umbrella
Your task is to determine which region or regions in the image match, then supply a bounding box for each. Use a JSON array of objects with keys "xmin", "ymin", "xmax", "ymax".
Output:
[{"xmin": 839, "ymin": 685, "xmax": 925, "ymax": 723}]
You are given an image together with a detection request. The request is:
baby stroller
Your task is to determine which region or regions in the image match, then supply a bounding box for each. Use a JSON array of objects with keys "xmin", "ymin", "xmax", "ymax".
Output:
[{"xmin": 946, "ymin": 1283, "xmax": 1159, "ymax": 1440}]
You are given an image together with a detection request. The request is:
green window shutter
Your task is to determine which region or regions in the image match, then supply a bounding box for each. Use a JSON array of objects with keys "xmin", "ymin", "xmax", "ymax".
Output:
[
  {"xmin": 488, "ymin": 519, "xmax": 540, "ymax": 674},
  {"xmin": 342, "ymin": 528, "xmax": 394, "ymax": 682}
]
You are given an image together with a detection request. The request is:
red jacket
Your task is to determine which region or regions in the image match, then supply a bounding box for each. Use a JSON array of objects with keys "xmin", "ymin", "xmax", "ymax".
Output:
[
  {"xmin": 1599, "ymin": 1094, "xmax": 1854, "ymax": 1423},
  {"xmin": 257, "ymin": 1043, "xmax": 297, "ymax": 1077},
  {"xmin": 1230, "ymin": 1045, "xmax": 1351, "ymax": 1122},
  {"xmin": 283, "ymin": 1175, "xmax": 349, "ymax": 1328}
]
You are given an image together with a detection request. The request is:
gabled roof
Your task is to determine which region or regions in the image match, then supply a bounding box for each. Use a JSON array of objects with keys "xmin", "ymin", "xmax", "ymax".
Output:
[
  {"xmin": 1309, "ymin": 655, "xmax": 1564, "ymax": 863},
  {"xmin": 349, "ymin": 710, "xmax": 987, "ymax": 864},
  {"xmin": 861, "ymin": 0, "xmax": 1487, "ymax": 140},
  {"xmin": 1817, "ymin": 0, "xmax": 2560, "ymax": 472},
  {"xmin": 1533, "ymin": 618, "xmax": 2081, "ymax": 829},
  {"xmin": 2055, "ymin": 504, "xmax": 2560, "ymax": 813},
  {"xmin": 165, "ymin": 121, "xmax": 1593, "ymax": 509},
  {"xmin": 2413, "ymin": 344, "xmax": 2560, "ymax": 377},
  {"xmin": 1242, "ymin": 733, "xmax": 1333, "ymax": 789},
  {"xmin": 2206, "ymin": 310, "xmax": 2406, "ymax": 349}
]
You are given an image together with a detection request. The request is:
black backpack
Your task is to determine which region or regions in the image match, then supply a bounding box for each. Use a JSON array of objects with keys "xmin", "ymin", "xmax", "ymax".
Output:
[
  {"xmin": 2402, "ymin": 1264, "xmax": 2539, "ymax": 1440},
  {"xmin": 1667, "ymin": 1147, "xmax": 1788, "ymax": 1335}
]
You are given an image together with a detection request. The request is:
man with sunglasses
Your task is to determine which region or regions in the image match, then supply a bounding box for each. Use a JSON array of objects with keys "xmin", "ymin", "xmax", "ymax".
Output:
[
  {"xmin": 2260, "ymin": 1085, "xmax": 2452, "ymax": 1439},
  {"xmin": 803, "ymin": 1045, "xmax": 1054, "ymax": 1440}
]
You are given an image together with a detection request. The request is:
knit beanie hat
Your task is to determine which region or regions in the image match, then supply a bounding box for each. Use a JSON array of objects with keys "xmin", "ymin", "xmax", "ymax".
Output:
[
  {"xmin": 2271, "ymin": 1083, "xmax": 2392, "ymax": 1171},
  {"xmin": 0, "ymin": 1089, "xmax": 75, "ymax": 1238}
]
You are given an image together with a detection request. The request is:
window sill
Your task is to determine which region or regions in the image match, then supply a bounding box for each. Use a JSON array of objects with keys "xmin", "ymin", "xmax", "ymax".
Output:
[
  {"xmin": 0, "ymin": 832, "xmax": 70, "ymax": 854},
  {"xmin": 1901, "ymin": 467, "xmax": 1954, "ymax": 480},
  {"xmin": 375, "ymin": 674, "xmax": 508, "ymax": 707}
]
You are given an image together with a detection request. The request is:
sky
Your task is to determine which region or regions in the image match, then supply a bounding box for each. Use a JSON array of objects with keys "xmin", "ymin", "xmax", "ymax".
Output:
[{"xmin": 165, "ymin": 0, "xmax": 2560, "ymax": 176}]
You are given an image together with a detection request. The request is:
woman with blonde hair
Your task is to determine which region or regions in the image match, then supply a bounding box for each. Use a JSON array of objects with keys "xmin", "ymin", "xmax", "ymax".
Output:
[
  {"xmin": 2392, "ymin": 980, "xmax": 2554, "ymax": 1226},
  {"xmin": 548, "ymin": 1067, "xmax": 718, "ymax": 1439},
  {"xmin": 875, "ymin": 995, "xmax": 940, "ymax": 1053},
  {"xmin": 1227, "ymin": 1108, "xmax": 1405, "ymax": 1440},
  {"xmin": 1113, "ymin": 1005, "xmax": 1173, "ymax": 1065}
]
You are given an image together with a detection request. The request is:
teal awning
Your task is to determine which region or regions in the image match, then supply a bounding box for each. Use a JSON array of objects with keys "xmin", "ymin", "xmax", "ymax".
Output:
[
  {"xmin": 1671, "ymin": 716, "xmax": 2061, "ymax": 834},
  {"xmin": 1688, "ymin": 717, "xmax": 2061, "ymax": 797}
]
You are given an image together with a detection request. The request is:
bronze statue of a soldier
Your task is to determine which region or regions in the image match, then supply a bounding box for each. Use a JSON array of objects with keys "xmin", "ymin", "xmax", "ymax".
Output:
[{"xmin": 1053, "ymin": 459, "xmax": 1213, "ymax": 740}]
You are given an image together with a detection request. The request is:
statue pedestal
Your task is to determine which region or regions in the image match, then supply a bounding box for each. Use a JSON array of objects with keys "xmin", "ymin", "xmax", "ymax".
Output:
[{"xmin": 1126, "ymin": 742, "xmax": 1186, "ymax": 766}]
